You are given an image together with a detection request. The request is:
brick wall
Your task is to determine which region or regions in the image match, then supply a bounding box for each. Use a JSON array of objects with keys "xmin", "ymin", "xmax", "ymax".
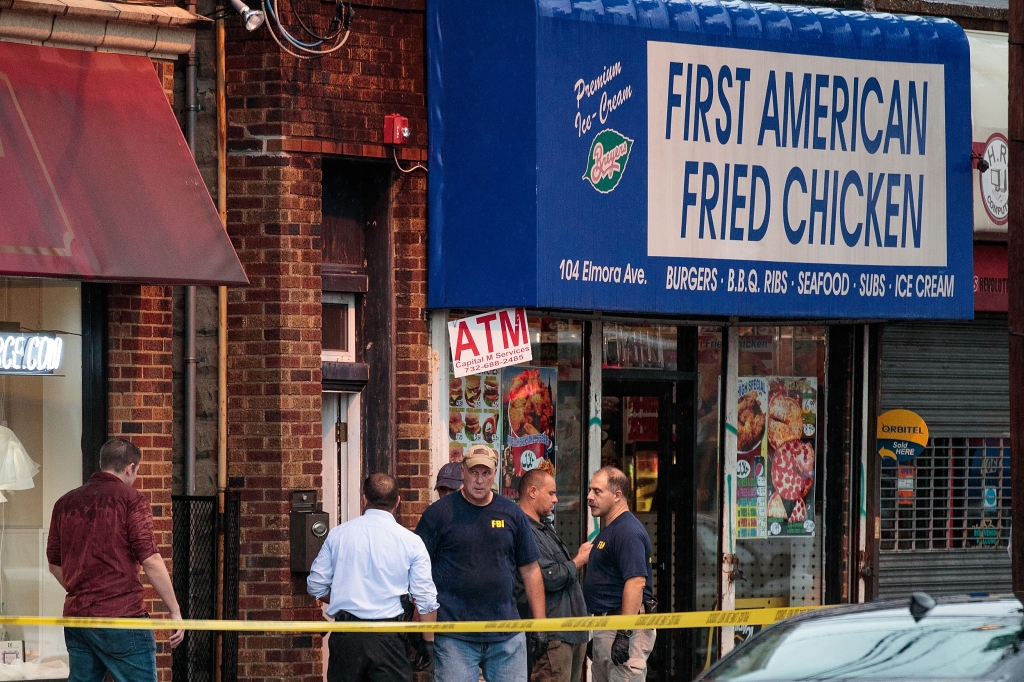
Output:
[
  {"xmin": 220, "ymin": 1, "xmax": 429, "ymax": 675},
  {"xmin": 392, "ymin": 172, "xmax": 431, "ymax": 528},
  {"xmin": 224, "ymin": 148, "xmax": 324, "ymax": 682},
  {"xmin": 107, "ymin": 284, "xmax": 176, "ymax": 681}
]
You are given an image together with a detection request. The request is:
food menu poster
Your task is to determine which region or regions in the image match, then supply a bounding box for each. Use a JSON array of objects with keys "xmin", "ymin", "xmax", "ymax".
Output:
[
  {"xmin": 448, "ymin": 370, "xmax": 502, "ymax": 466},
  {"xmin": 500, "ymin": 366, "xmax": 557, "ymax": 501},
  {"xmin": 736, "ymin": 376, "xmax": 818, "ymax": 539}
]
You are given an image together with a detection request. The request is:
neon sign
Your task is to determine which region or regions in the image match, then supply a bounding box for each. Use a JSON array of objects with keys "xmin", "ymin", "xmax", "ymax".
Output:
[{"xmin": 0, "ymin": 333, "xmax": 63, "ymax": 374}]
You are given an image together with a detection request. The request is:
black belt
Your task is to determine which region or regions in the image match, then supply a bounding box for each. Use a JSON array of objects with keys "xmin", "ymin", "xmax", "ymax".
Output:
[
  {"xmin": 332, "ymin": 611, "xmax": 407, "ymax": 622},
  {"xmin": 591, "ymin": 610, "xmax": 620, "ymax": 617}
]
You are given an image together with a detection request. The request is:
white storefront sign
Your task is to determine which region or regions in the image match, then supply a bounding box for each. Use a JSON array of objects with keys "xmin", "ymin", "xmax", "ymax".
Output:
[{"xmin": 447, "ymin": 308, "xmax": 532, "ymax": 378}]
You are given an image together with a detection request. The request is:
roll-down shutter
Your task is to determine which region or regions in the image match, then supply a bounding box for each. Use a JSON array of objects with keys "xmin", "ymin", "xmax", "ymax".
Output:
[
  {"xmin": 881, "ymin": 319, "xmax": 1009, "ymax": 437},
  {"xmin": 878, "ymin": 319, "xmax": 1011, "ymax": 599}
]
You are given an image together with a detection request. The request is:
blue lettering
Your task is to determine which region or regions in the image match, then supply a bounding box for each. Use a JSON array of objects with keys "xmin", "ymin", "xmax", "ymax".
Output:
[
  {"xmin": 735, "ymin": 67, "xmax": 751, "ymax": 144},
  {"xmin": 860, "ymin": 77, "xmax": 883, "ymax": 154},
  {"xmin": 716, "ymin": 65, "xmax": 733, "ymax": 145},
  {"xmin": 907, "ymin": 82, "xmax": 928, "ymax": 155},
  {"xmin": 694, "ymin": 65, "xmax": 714, "ymax": 143},
  {"xmin": 884, "ymin": 173, "xmax": 900, "ymax": 247},
  {"xmin": 809, "ymin": 168, "xmax": 830, "ymax": 245},
  {"xmin": 719, "ymin": 163, "xmax": 731, "ymax": 237},
  {"xmin": 748, "ymin": 165, "xmax": 770, "ymax": 242},
  {"xmin": 730, "ymin": 164, "xmax": 748, "ymax": 240},
  {"xmin": 850, "ymin": 77, "xmax": 859, "ymax": 152},
  {"xmin": 812, "ymin": 74, "xmax": 829, "ymax": 150},
  {"xmin": 864, "ymin": 172, "xmax": 885, "ymax": 246},
  {"xmin": 700, "ymin": 162, "xmax": 720, "ymax": 239},
  {"xmin": 665, "ymin": 62, "xmax": 684, "ymax": 139},
  {"xmin": 840, "ymin": 170, "xmax": 863, "ymax": 247},
  {"xmin": 884, "ymin": 80, "xmax": 905, "ymax": 154},
  {"xmin": 902, "ymin": 174, "xmax": 924, "ymax": 247},
  {"xmin": 683, "ymin": 63, "xmax": 693, "ymax": 141},
  {"xmin": 681, "ymin": 160, "xmax": 699, "ymax": 238},
  {"xmin": 829, "ymin": 170, "xmax": 840, "ymax": 245},
  {"xmin": 758, "ymin": 71, "xmax": 780, "ymax": 147},
  {"xmin": 783, "ymin": 166, "xmax": 807, "ymax": 244},
  {"xmin": 783, "ymin": 72, "xmax": 812, "ymax": 148},
  {"xmin": 830, "ymin": 76, "xmax": 849, "ymax": 151}
]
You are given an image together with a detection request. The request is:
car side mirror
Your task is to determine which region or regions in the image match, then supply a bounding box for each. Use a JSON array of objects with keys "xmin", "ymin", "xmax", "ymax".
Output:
[{"xmin": 910, "ymin": 592, "xmax": 936, "ymax": 622}]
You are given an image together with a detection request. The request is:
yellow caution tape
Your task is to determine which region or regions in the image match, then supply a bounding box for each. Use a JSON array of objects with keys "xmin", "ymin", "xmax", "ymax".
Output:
[{"xmin": 0, "ymin": 607, "xmax": 824, "ymax": 634}]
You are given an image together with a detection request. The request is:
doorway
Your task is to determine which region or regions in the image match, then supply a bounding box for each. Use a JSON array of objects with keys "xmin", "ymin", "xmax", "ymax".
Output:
[
  {"xmin": 320, "ymin": 391, "xmax": 362, "ymax": 681},
  {"xmin": 599, "ymin": 325, "xmax": 699, "ymax": 682},
  {"xmin": 321, "ymin": 391, "xmax": 361, "ymax": 528}
]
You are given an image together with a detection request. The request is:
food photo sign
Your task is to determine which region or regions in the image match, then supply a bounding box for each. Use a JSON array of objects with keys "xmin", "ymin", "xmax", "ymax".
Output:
[
  {"xmin": 500, "ymin": 366, "xmax": 557, "ymax": 501},
  {"xmin": 448, "ymin": 370, "xmax": 502, "ymax": 465},
  {"xmin": 735, "ymin": 376, "xmax": 818, "ymax": 538}
]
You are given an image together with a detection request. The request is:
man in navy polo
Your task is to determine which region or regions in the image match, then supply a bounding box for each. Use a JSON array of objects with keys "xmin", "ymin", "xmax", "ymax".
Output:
[
  {"xmin": 416, "ymin": 444, "xmax": 546, "ymax": 682},
  {"xmin": 583, "ymin": 467, "xmax": 655, "ymax": 682}
]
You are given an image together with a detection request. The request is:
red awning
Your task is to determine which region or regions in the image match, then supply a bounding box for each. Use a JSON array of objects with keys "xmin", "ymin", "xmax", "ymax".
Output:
[{"xmin": 0, "ymin": 42, "xmax": 247, "ymax": 286}]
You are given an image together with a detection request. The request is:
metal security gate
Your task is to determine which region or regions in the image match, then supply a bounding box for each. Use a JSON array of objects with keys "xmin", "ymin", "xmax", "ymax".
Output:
[
  {"xmin": 878, "ymin": 320, "xmax": 1011, "ymax": 598},
  {"xmin": 172, "ymin": 496, "xmax": 218, "ymax": 682}
]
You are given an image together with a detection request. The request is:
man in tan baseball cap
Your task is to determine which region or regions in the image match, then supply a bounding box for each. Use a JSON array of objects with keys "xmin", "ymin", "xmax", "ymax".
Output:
[
  {"xmin": 462, "ymin": 444, "xmax": 497, "ymax": 472},
  {"xmin": 415, "ymin": 442, "xmax": 546, "ymax": 682}
]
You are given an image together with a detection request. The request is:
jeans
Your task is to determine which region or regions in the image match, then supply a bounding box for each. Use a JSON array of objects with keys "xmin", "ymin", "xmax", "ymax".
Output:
[
  {"xmin": 435, "ymin": 633, "xmax": 527, "ymax": 682},
  {"xmin": 65, "ymin": 627, "xmax": 157, "ymax": 682}
]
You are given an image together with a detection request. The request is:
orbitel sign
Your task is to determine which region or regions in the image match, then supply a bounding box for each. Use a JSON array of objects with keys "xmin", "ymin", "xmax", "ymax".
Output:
[
  {"xmin": 447, "ymin": 308, "xmax": 533, "ymax": 378},
  {"xmin": 427, "ymin": 1, "xmax": 974, "ymax": 319}
]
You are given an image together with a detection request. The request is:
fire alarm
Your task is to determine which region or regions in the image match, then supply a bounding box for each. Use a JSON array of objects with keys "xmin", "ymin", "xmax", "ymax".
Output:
[{"xmin": 384, "ymin": 113, "xmax": 410, "ymax": 145}]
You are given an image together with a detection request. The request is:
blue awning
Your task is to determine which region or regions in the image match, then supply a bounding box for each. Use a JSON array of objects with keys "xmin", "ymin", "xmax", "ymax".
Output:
[{"xmin": 427, "ymin": 0, "xmax": 973, "ymax": 319}]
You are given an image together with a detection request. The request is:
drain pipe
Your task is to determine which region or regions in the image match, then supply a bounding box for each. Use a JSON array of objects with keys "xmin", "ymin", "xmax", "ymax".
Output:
[
  {"xmin": 215, "ymin": 17, "xmax": 229, "ymax": 679},
  {"xmin": 216, "ymin": 15, "xmax": 228, "ymax": 505},
  {"xmin": 183, "ymin": 7, "xmax": 199, "ymax": 496}
]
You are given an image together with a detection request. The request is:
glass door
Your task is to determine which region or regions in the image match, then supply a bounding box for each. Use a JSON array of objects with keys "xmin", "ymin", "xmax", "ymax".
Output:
[{"xmin": 600, "ymin": 323, "xmax": 700, "ymax": 682}]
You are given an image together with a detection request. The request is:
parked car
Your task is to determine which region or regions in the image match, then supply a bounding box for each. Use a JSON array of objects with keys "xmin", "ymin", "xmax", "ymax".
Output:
[{"xmin": 697, "ymin": 594, "xmax": 1024, "ymax": 681}]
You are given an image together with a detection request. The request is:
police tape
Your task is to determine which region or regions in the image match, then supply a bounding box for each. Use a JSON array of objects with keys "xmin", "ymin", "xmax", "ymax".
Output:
[{"xmin": 0, "ymin": 607, "xmax": 825, "ymax": 634}]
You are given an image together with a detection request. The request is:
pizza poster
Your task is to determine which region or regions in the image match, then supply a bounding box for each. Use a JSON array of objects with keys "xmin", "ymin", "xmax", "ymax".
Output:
[
  {"xmin": 448, "ymin": 370, "xmax": 502, "ymax": 464},
  {"xmin": 736, "ymin": 376, "xmax": 818, "ymax": 539},
  {"xmin": 500, "ymin": 366, "xmax": 557, "ymax": 500}
]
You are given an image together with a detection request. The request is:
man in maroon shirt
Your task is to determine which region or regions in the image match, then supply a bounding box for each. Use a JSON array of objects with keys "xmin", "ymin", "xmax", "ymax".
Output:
[{"xmin": 46, "ymin": 438, "xmax": 183, "ymax": 682}]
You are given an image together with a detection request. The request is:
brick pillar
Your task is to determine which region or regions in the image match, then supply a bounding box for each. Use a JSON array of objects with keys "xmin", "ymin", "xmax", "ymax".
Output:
[
  {"xmin": 393, "ymin": 172, "xmax": 432, "ymax": 530},
  {"xmin": 107, "ymin": 284, "xmax": 175, "ymax": 681},
  {"xmin": 226, "ymin": 150, "xmax": 324, "ymax": 682}
]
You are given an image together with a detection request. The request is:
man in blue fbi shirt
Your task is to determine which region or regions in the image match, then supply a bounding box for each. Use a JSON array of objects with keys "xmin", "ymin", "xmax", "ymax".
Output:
[
  {"xmin": 583, "ymin": 467, "xmax": 655, "ymax": 682},
  {"xmin": 307, "ymin": 473, "xmax": 439, "ymax": 682},
  {"xmin": 416, "ymin": 444, "xmax": 547, "ymax": 682}
]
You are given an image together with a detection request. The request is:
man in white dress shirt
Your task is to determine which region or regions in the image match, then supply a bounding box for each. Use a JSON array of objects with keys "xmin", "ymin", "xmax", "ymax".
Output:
[{"xmin": 308, "ymin": 473, "xmax": 439, "ymax": 682}]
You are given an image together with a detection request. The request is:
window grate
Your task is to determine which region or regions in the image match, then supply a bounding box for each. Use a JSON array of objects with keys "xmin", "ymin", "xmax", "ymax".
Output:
[{"xmin": 880, "ymin": 438, "xmax": 1010, "ymax": 552}]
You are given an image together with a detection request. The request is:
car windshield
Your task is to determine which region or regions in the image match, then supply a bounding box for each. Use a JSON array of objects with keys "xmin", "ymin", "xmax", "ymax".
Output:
[{"xmin": 703, "ymin": 609, "xmax": 1023, "ymax": 680}]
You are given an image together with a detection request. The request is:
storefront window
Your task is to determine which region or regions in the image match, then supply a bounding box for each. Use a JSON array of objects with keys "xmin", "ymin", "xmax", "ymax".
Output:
[
  {"xmin": 446, "ymin": 314, "xmax": 584, "ymax": 553},
  {"xmin": 602, "ymin": 323, "xmax": 677, "ymax": 370},
  {"xmin": 0, "ymin": 279, "xmax": 82, "ymax": 678},
  {"xmin": 734, "ymin": 326, "xmax": 826, "ymax": 616}
]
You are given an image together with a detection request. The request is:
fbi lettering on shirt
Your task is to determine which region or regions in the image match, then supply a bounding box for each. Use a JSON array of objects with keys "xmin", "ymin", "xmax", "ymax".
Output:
[{"xmin": 491, "ymin": 519, "xmax": 505, "ymax": 528}]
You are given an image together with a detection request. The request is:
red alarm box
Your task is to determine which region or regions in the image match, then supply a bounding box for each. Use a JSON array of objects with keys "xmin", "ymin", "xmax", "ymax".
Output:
[{"xmin": 384, "ymin": 113, "xmax": 410, "ymax": 144}]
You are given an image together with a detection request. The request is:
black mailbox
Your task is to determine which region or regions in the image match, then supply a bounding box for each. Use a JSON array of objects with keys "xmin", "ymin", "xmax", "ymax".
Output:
[{"xmin": 289, "ymin": 489, "xmax": 329, "ymax": 573}]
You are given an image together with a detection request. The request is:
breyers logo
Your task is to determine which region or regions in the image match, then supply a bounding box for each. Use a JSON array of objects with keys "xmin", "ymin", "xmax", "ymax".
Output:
[{"xmin": 584, "ymin": 128, "xmax": 633, "ymax": 193}]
